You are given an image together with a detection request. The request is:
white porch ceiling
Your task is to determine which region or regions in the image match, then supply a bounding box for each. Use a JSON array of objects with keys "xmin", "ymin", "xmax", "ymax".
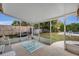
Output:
[{"xmin": 2, "ymin": 3, "xmax": 79, "ymax": 24}]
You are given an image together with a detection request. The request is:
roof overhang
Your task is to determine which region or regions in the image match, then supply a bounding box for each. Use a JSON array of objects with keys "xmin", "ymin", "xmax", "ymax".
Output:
[{"xmin": 2, "ymin": 3, "xmax": 79, "ymax": 24}]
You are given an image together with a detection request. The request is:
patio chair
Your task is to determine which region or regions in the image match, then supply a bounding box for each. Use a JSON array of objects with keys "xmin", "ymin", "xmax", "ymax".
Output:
[
  {"xmin": 0, "ymin": 36, "xmax": 16, "ymax": 56},
  {"xmin": 0, "ymin": 51, "xmax": 16, "ymax": 56},
  {"xmin": 0, "ymin": 45, "xmax": 5, "ymax": 54},
  {"xmin": 0, "ymin": 36, "xmax": 9, "ymax": 45}
]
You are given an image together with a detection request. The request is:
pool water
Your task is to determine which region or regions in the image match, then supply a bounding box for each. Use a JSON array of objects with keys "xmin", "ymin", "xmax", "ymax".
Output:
[{"xmin": 21, "ymin": 40, "xmax": 44, "ymax": 53}]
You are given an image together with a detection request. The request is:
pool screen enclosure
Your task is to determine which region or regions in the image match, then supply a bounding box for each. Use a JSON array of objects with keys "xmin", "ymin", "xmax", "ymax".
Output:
[{"xmin": 0, "ymin": 3, "xmax": 79, "ymax": 54}]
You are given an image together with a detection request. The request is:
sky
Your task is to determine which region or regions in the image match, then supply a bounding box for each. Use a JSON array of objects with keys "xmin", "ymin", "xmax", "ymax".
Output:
[
  {"xmin": 0, "ymin": 12, "xmax": 79, "ymax": 25},
  {"xmin": 0, "ymin": 12, "xmax": 14, "ymax": 25},
  {"xmin": 58, "ymin": 15, "xmax": 79, "ymax": 25}
]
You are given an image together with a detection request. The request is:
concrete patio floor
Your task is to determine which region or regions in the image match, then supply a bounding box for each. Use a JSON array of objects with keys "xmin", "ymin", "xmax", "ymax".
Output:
[{"xmin": 11, "ymin": 40, "xmax": 76, "ymax": 56}]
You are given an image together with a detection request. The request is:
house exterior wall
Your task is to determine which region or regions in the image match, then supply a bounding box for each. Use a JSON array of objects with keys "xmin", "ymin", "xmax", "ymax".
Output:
[{"xmin": 0, "ymin": 25, "xmax": 31, "ymax": 36}]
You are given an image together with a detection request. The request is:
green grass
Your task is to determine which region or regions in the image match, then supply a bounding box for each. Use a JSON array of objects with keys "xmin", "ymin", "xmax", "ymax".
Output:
[
  {"xmin": 66, "ymin": 36, "xmax": 79, "ymax": 41},
  {"xmin": 40, "ymin": 32, "xmax": 79, "ymax": 42},
  {"xmin": 51, "ymin": 33, "xmax": 64, "ymax": 42},
  {"xmin": 40, "ymin": 32, "xmax": 64, "ymax": 42}
]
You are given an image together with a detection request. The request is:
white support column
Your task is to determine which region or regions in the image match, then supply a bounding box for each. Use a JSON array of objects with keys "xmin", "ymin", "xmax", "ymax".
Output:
[
  {"xmin": 64, "ymin": 16, "xmax": 67, "ymax": 49},
  {"xmin": 31, "ymin": 24, "xmax": 34, "ymax": 39},
  {"xmin": 38, "ymin": 23, "xmax": 40, "ymax": 41},
  {"xmin": 20, "ymin": 20, "xmax": 21, "ymax": 42},
  {"xmin": 50, "ymin": 20, "xmax": 52, "ymax": 44},
  {"xmin": 64, "ymin": 4, "xmax": 67, "ymax": 49}
]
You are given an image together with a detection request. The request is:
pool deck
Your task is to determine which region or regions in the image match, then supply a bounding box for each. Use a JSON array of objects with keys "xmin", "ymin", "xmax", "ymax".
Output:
[{"xmin": 11, "ymin": 40, "xmax": 76, "ymax": 56}]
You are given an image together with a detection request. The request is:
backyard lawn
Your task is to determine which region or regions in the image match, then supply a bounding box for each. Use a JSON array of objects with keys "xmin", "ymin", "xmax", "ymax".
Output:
[
  {"xmin": 40, "ymin": 32, "xmax": 65, "ymax": 42},
  {"xmin": 40, "ymin": 32, "xmax": 79, "ymax": 43},
  {"xmin": 66, "ymin": 35, "xmax": 79, "ymax": 41}
]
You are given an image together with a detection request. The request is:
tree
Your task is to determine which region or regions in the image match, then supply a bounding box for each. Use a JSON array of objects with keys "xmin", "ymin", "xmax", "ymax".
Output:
[
  {"xmin": 60, "ymin": 23, "xmax": 64, "ymax": 32},
  {"xmin": 21, "ymin": 21, "xmax": 29, "ymax": 26},
  {"xmin": 12, "ymin": 21, "xmax": 29, "ymax": 26},
  {"xmin": 66, "ymin": 23, "xmax": 79, "ymax": 32},
  {"xmin": 12, "ymin": 21, "xmax": 20, "ymax": 26},
  {"xmin": 34, "ymin": 24, "xmax": 38, "ymax": 29},
  {"xmin": 40, "ymin": 22, "xmax": 50, "ymax": 30},
  {"xmin": 51, "ymin": 20, "xmax": 57, "ymax": 32}
]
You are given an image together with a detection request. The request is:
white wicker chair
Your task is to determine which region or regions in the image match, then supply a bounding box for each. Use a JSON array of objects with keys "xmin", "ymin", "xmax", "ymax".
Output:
[
  {"xmin": 0, "ymin": 36, "xmax": 16, "ymax": 56},
  {"xmin": 0, "ymin": 45, "xmax": 5, "ymax": 54},
  {"xmin": 0, "ymin": 51, "xmax": 16, "ymax": 56}
]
